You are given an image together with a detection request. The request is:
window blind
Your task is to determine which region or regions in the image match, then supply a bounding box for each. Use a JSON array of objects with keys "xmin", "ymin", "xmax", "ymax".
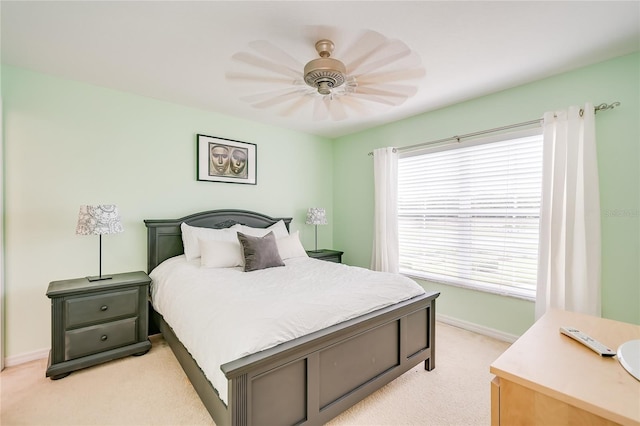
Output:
[{"xmin": 397, "ymin": 133, "xmax": 543, "ymax": 299}]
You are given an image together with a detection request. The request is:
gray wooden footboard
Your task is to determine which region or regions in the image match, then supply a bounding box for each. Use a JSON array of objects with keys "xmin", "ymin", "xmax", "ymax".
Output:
[
  {"xmin": 153, "ymin": 291, "xmax": 437, "ymax": 426},
  {"xmin": 223, "ymin": 292, "xmax": 438, "ymax": 425}
]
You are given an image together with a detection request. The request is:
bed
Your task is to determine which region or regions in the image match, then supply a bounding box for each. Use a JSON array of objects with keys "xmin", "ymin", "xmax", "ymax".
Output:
[{"xmin": 145, "ymin": 209, "xmax": 439, "ymax": 426}]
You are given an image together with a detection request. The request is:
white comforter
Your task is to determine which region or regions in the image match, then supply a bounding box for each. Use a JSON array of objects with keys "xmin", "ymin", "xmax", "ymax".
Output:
[{"xmin": 149, "ymin": 255, "xmax": 425, "ymax": 404}]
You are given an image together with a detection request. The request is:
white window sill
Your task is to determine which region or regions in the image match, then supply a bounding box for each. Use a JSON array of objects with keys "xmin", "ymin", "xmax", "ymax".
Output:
[{"xmin": 400, "ymin": 269, "xmax": 536, "ymax": 302}]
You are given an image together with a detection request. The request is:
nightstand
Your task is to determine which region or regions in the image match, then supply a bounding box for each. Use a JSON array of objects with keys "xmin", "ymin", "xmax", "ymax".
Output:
[
  {"xmin": 306, "ymin": 249, "xmax": 343, "ymax": 263},
  {"xmin": 45, "ymin": 271, "xmax": 152, "ymax": 379}
]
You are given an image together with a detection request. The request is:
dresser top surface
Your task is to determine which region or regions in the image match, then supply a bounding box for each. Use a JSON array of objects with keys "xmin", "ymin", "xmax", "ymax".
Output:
[{"xmin": 490, "ymin": 309, "xmax": 640, "ymax": 424}]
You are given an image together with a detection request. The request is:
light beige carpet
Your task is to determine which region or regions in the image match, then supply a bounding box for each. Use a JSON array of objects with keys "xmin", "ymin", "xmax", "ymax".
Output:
[{"xmin": 1, "ymin": 322, "xmax": 510, "ymax": 425}]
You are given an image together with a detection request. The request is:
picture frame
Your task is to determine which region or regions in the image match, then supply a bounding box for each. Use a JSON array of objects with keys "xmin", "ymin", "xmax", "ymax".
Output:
[{"xmin": 196, "ymin": 134, "xmax": 257, "ymax": 185}]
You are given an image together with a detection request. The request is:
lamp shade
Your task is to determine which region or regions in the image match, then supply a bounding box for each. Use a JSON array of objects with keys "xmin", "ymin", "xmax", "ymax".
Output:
[
  {"xmin": 76, "ymin": 205, "xmax": 124, "ymax": 235},
  {"xmin": 305, "ymin": 207, "xmax": 327, "ymax": 225}
]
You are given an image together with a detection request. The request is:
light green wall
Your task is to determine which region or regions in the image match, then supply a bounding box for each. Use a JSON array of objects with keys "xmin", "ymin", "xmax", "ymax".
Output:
[
  {"xmin": 3, "ymin": 53, "xmax": 639, "ymax": 358},
  {"xmin": 333, "ymin": 53, "xmax": 640, "ymax": 336},
  {"xmin": 2, "ymin": 66, "xmax": 333, "ymax": 358}
]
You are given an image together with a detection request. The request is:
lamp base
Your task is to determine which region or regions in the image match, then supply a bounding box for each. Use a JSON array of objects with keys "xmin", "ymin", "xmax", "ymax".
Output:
[{"xmin": 87, "ymin": 275, "xmax": 113, "ymax": 282}]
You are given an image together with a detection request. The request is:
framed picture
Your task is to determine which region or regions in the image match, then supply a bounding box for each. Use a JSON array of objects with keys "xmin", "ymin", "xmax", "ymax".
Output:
[{"xmin": 196, "ymin": 134, "xmax": 257, "ymax": 185}]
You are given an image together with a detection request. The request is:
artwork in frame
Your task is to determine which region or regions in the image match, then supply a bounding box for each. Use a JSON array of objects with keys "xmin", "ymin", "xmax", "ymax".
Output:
[{"xmin": 197, "ymin": 134, "xmax": 257, "ymax": 185}]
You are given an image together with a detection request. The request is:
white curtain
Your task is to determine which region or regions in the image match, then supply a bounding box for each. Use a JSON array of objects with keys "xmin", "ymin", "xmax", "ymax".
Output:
[
  {"xmin": 535, "ymin": 103, "xmax": 601, "ymax": 320},
  {"xmin": 371, "ymin": 147, "xmax": 399, "ymax": 273}
]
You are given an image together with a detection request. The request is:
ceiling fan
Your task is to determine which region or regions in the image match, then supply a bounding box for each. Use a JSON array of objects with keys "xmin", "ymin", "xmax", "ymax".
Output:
[{"xmin": 226, "ymin": 29, "xmax": 425, "ymax": 121}]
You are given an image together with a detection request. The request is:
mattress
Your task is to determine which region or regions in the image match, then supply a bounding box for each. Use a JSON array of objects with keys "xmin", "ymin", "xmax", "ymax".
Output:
[{"xmin": 149, "ymin": 255, "xmax": 425, "ymax": 404}]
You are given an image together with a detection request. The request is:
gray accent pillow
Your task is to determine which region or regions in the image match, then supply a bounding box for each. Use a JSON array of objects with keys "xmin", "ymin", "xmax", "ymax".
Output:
[{"xmin": 237, "ymin": 231, "xmax": 285, "ymax": 272}]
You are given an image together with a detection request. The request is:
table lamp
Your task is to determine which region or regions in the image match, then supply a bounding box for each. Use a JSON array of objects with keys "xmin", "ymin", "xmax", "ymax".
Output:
[
  {"xmin": 76, "ymin": 205, "xmax": 124, "ymax": 281},
  {"xmin": 305, "ymin": 207, "xmax": 327, "ymax": 252}
]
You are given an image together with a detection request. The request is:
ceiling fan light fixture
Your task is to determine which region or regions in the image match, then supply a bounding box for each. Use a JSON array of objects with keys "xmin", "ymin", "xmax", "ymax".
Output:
[{"xmin": 304, "ymin": 39, "xmax": 346, "ymax": 95}]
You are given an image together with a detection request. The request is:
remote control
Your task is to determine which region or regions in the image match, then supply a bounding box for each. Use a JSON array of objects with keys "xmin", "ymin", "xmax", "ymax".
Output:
[{"xmin": 560, "ymin": 327, "xmax": 616, "ymax": 356}]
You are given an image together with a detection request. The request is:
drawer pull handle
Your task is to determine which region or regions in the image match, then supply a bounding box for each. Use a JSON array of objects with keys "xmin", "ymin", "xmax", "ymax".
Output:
[
  {"xmin": 101, "ymin": 335, "xmax": 108, "ymax": 341},
  {"xmin": 100, "ymin": 305, "xmax": 108, "ymax": 312}
]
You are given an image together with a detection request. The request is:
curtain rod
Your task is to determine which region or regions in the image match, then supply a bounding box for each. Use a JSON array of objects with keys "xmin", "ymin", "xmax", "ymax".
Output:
[{"xmin": 367, "ymin": 102, "xmax": 620, "ymax": 156}]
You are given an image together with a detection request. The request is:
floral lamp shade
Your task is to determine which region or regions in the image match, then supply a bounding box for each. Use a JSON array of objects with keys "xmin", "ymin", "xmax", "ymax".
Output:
[
  {"xmin": 305, "ymin": 207, "xmax": 327, "ymax": 226},
  {"xmin": 76, "ymin": 205, "xmax": 124, "ymax": 235},
  {"xmin": 76, "ymin": 205, "xmax": 123, "ymax": 281},
  {"xmin": 306, "ymin": 207, "xmax": 327, "ymax": 252}
]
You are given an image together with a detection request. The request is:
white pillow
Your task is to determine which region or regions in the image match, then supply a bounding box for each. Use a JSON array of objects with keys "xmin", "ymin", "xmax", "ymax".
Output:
[
  {"xmin": 236, "ymin": 220, "xmax": 289, "ymax": 239},
  {"xmin": 200, "ymin": 238, "xmax": 244, "ymax": 268},
  {"xmin": 181, "ymin": 222, "xmax": 238, "ymax": 261},
  {"xmin": 276, "ymin": 231, "xmax": 309, "ymax": 260}
]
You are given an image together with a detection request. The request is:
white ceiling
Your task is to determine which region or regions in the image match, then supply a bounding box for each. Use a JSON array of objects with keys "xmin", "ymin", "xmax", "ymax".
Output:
[{"xmin": 2, "ymin": 1, "xmax": 639, "ymax": 138}]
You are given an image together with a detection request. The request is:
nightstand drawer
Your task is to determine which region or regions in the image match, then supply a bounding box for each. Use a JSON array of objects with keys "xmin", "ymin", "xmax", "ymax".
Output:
[
  {"xmin": 65, "ymin": 289, "xmax": 138, "ymax": 328},
  {"xmin": 65, "ymin": 317, "xmax": 137, "ymax": 360},
  {"xmin": 306, "ymin": 249, "xmax": 344, "ymax": 263},
  {"xmin": 319, "ymin": 255, "xmax": 341, "ymax": 263}
]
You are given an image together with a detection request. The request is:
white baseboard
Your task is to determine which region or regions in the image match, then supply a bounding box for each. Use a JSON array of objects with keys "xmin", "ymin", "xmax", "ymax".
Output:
[
  {"xmin": 437, "ymin": 313, "xmax": 519, "ymax": 343},
  {"xmin": 4, "ymin": 348, "xmax": 49, "ymax": 367}
]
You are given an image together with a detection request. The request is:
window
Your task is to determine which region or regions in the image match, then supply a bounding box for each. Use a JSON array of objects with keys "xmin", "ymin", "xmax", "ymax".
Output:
[{"xmin": 397, "ymin": 130, "xmax": 543, "ymax": 299}]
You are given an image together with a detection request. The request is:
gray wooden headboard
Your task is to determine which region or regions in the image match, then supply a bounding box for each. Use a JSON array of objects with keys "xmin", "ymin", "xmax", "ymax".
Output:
[{"xmin": 144, "ymin": 209, "xmax": 292, "ymax": 273}]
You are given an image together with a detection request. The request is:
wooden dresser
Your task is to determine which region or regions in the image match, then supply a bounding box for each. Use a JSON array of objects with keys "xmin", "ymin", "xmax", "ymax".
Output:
[{"xmin": 490, "ymin": 309, "xmax": 640, "ymax": 425}]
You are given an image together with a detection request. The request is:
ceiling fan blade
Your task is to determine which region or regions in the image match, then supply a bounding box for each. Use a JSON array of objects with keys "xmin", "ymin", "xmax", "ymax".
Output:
[
  {"xmin": 338, "ymin": 95, "xmax": 371, "ymax": 116},
  {"xmin": 355, "ymin": 84, "xmax": 418, "ymax": 98},
  {"xmin": 355, "ymin": 68, "xmax": 426, "ymax": 85},
  {"xmin": 232, "ymin": 51, "xmax": 301, "ymax": 79},
  {"xmin": 328, "ymin": 99, "xmax": 348, "ymax": 121},
  {"xmin": 278, "ymin": 94, "xmax": 314, "ymax": 117},
  {"xmin": 248, "ymin": 40, "xmax": 304, "ymax": 71},
  {"xmin": 351, "ymin": 92, "xmax": 406, "ymax": 106},
  {"xmin": 225, "ymin": 72, "xmax": 297, "ymax": 85},
  {"xmin": 250, "ymin": 90, "xmax": 304, "ymax": 109},
  {"xmin": 313, "ymin": 97, "xmax": 330, "ymax": 121},
  {"xmin": 338, "ymin": 30, "xmax": 388, "ymax": 72},
  {"xmin": 348, "ymin": 41, "xmax": 412, "ymax": 76},
  {"xmin": 240, "ymin": 87, "xmax": 302, "ymax": 104}
]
